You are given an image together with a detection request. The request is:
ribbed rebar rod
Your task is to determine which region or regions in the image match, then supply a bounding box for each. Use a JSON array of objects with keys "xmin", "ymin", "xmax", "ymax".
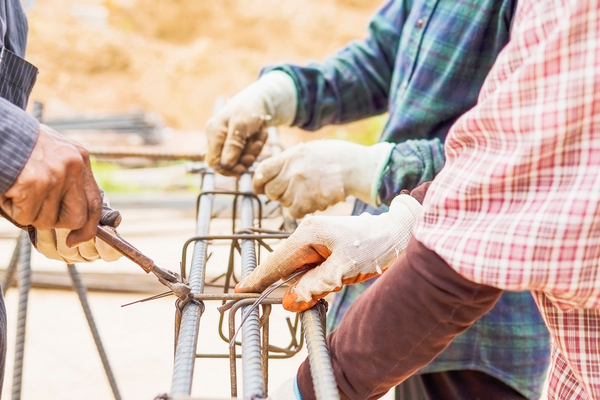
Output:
[
  {"xmin": 300, "ymin": 302, "xmax": 340, "ymax": 400},
  {"xmin": 2, "ymin": 239, "xmax": 19, "ymax": 292},
  {"xmin": 170, "ymin": 170, "xmax": 214, "ymax": 396},
  {"xmin": 239, "ymin": 173, "xmax": 266, "ymax": 399},
  {"xmin": 67, "ymin": 264, "xmax": 122, "ymax": 400},
  {"xmin": 11, "ymin": 232, "xmax": 31, "ymax": 400}
]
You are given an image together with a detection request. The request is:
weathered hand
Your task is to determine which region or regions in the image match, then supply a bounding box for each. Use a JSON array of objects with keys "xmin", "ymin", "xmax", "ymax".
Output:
[
  {"xmin": 205, "ymin": 71, "xmax": 297, "ymax": 175},
  {"xmin": 235, "ymin": 194, "xmax": 422, "ymax": 312},
  {"xmin": 253, "ymin": 140, "xmax": 394, "ymax": 218},
  {"xmin": 0, "ymin": 124, "xmax": 102, "ymax": 247}
]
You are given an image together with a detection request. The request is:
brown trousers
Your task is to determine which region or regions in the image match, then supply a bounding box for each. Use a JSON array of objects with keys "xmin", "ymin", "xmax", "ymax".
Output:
[{"xmin": 297, "ymin": 239, "xmax": 504, "ymax": 400}]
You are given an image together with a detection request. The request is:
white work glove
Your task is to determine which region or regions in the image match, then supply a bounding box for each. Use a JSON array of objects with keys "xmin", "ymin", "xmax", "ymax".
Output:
[
  {"xmin": 205, "ymin": 71, "xmax": 298, "ymax": 176},
  {"xmin": 236, "ymin": 194, "xmax": 422, "ymax": 312},
  {"xmin": 268, "ymin": 378, "xmax": 301, "ymax": 400},
  {"xmin": 29, "ymin": 191, "xmax": 122, "ymax": 263},
  {"xmin": 253, "ymin": 140, "xmax": 394, "ymax": 218}
]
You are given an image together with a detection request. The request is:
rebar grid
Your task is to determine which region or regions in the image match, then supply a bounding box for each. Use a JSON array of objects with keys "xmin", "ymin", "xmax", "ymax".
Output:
[{"xmin": 168, "ymin": 164, "xmax": 338, "ymax": 400}]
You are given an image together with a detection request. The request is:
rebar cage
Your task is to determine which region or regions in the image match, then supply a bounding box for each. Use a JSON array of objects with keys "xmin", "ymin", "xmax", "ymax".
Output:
[{"xmin": 160, "ymin": 167, "xmax": 340, "ymax": 400}]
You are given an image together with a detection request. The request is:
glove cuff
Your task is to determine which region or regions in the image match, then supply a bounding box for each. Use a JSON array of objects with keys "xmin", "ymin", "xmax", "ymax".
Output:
[
  {"xmin": 389, "ymin": 194, "xmax": 423, "ymax": 219},
  {"xmin": 342, "ymin": 141, "xmax": 394, "ymax": 207},
  {"xmin": 253, "ymin": 71, "xmax": 298, "ymax": 126},
  {"xmin": 370, "ymin": 142, "xmax": 395, "ymax": 206}
]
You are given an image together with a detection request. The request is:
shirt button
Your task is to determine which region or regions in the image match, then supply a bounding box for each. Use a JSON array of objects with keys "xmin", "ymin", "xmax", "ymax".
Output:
[{"xmin": 416, "ymin": 18, "xmax": 424, "ymax": 28}]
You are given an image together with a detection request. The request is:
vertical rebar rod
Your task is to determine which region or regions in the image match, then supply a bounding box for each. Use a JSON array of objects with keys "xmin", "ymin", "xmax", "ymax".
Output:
[
  {"xmin": 170, "ymin": 170, "xmax": 214, "ymax": 396},
  {"xmin": 300, "ymin": 302, "xmax": 340, "ymax": 400},
  {"xmin": 67, "ymin": 264, "xmax": 122, "ymax": 400},
  {"xmin": 2, "ymin": 239, "xmax": 20, "ymax": 292},
  {"xmin": 239, "ymin": 173, "xmax": 266, "ymax": 399},
  {"xmin": 11, "ymin": 232, "xmax": 31, "ymax": 400}
]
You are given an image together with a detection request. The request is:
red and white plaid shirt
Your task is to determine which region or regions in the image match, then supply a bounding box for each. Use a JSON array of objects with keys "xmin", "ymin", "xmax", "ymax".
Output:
[{"xmin": 414, "ymin": 0, "xmax": 600, "ymax": 398}]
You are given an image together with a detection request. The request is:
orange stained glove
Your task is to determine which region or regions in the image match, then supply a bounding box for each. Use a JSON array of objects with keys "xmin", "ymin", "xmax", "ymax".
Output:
[{"xmin": 235, "ymin": 194, "xmax": 422, "ymax": 312}]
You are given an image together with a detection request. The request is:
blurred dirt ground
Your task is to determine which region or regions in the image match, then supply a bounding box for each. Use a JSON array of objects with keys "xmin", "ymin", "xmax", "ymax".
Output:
[{"xmin": 26, "ymin": 0, "xmax": 381, "ymax": 141}]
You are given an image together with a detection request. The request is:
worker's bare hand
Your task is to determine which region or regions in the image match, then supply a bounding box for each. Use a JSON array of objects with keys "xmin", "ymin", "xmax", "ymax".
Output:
[
  {"xmin": 30, "ymin": 190, "xmax": 123, "ymax": 263},
  {"xmin": 205, "ymin": 95, "xmax": 269, "ymax": 176},
  {"xmin": 0, "ymin": 124, "xmax": 102, "ymax": 246},
  {"xmin": 253, "ymin": 140, "xmax": 394, "ymax": 218},
  {"xmin": 235, "ymin": 194, "xmax": 422, "ymax": 312}
]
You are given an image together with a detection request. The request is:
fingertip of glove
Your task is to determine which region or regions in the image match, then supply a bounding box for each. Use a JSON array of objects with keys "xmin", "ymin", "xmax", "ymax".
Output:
[
  {"xmin": 282, "ymin": 291, "xmax": 317, "ymax": 313},
  {"xmin": 234, "ymin": 281, "xmax": 249, "ymax": 293}
]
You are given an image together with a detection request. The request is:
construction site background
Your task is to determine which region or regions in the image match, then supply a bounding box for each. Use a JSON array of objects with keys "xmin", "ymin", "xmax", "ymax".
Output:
[
  {"xmin": 0, "ymin": 1, "xmax": 397, "ymax": 400},
  {"xmin": 26, "ymin": 0, "xmax": 384, "ymax": 150}
]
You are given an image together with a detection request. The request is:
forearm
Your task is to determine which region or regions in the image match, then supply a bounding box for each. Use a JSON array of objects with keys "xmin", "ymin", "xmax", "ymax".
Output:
[
  {"xmin": 0, "ymin": 98, "xmax": 39, "ymax": 193},
  {"xmin": 376, "ymin": 138, "xmax": 445, "ymax": 205},
  {"xmin": 297, "ymin": 238, "xmax": 502, "ymax": 400},
  {"xmin": 261, "ymin": 1, "xmax": 402, "ymax": 130}
]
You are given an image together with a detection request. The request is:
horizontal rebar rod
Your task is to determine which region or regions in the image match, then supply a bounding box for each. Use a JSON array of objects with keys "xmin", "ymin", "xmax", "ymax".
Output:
[{"xmin": 89, "ymin": 147, "xmax": 204, "ymax": 161}]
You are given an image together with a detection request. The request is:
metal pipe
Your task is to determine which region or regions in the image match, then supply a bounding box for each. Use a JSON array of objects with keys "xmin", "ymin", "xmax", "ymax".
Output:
[
  {"xmin": 11, "ymin": 232, "xmax": 31, "ymax": 400},
  {"xmin": 67, "ymin": 264, "xmax": 122, "ymax": 400},
  {"xmin": 170, "ymin": 170, "xmax": 214, "ymax": 396},
  {"xmin": 239, "ymin": 173, "xmax": 266, "ymax": 399},
  {"xmin": 300, "ymin": 302, "xmax": 340, "ymax": 400},
  {"xmin": 88, "ymin": 147, "xmax": 204, "ymax": 162}
]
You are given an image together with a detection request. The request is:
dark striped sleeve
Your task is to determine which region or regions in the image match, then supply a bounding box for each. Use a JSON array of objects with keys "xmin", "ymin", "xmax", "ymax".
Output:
[{"xmin": 0, "ymin": 97, "xmax": 39, "ymax": 194}]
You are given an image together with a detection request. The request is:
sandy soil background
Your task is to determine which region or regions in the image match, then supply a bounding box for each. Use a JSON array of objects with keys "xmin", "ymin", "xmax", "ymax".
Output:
[{"xmin": 26, "ymin": 0, "xmax": 383, "ymax": 147}]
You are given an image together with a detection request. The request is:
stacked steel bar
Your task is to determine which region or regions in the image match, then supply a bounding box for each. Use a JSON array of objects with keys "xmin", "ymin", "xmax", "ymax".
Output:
[
  {"xmin": 239, "ymin": 173, "xmax": 266, "ymax": 399},
  {"xmin": 170, "ymin": 171, "xmax": 214, "ymax": 396},
  {"xmin": 45, "ymin": 112, "xmax": 164, "ymax": 145}
]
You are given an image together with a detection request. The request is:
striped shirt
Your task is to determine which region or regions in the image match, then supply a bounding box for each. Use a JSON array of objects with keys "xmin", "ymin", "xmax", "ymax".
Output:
[{"xmin": 0, "ymin": 0, "xmax": 39, "ymax": 194}]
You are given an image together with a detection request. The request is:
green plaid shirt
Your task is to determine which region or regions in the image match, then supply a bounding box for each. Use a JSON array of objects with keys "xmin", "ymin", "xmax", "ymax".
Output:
[{"xmin": 264, "ymin": 0, "xmax": 550, "ymax": 399}]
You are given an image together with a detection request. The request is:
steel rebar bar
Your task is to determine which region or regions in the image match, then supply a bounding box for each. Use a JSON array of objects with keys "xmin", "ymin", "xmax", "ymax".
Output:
[
  {"xmin": 11, "ymin": 232, "xmax": 31, "ymax": 400},
  {"xmin": 170, "ymin": 170, "xmax": 214, "ymax": 396},
  {"xmin": 239, "ymin": 173, "xmax": 266, "ymax": 399},
  {"xmin": 67, "ymin": 264, "xmax": 122, "ymax": 400},
  {"xmin": 300, "ymin": 302, "xmax": 340, "ymax": 400},
  {"xmin": 2, "ymin": 239, "xmax": 19, "ymax": 292}
]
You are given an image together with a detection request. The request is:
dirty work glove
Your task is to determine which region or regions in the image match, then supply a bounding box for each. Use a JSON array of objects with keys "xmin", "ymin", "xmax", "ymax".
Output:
[
  {"xmin": 29, "ymin": 190, "xmax": 123, "ymax": 263},
  {"xmin": 205, "ymin": 71, "xmax": 297, "ymax": 176},
  {"xmin": 235, "ymin": 194, "xmax": 422, "ymax": 312},
  {"xmin": 253, "ymin": 140, "xmax": 394, "ymax": 219}
]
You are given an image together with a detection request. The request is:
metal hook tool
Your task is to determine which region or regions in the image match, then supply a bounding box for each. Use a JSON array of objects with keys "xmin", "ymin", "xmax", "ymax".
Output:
[{"xmin": 96, "ymin": 225, "xmax": 192, "ymax": 301}]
